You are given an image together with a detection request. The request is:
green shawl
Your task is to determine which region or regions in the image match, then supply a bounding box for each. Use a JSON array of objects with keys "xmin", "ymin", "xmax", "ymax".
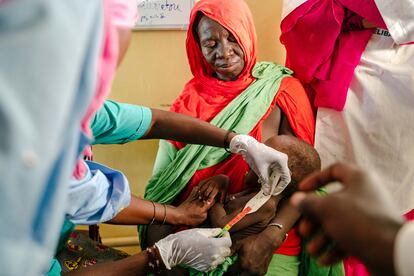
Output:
[
  {"xmin": 139, "ymin": 62, "xmax": 344, "ymax": 275},
  {"xmin": 139, "ymin": 62, "xmax": 292, "ymax": 247}
]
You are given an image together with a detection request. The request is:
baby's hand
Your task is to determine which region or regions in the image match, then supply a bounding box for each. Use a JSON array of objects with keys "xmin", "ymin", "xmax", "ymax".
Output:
[
  {"xmin": 198, "ymin": 175, "xmax": 230, "ymax": 204},
  {"xmin": 176, "ymin": 185, "xmax": 213, "ymax": 226}
]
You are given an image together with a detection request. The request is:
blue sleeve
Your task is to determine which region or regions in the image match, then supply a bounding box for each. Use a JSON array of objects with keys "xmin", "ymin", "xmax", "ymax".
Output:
[
  {"xmin": 66, "ymin": 160, "xmax": 131, "ymax": 225},
  {"xmin": 91, "ymin": 100, "xmax": 152, "ymax": 145}
]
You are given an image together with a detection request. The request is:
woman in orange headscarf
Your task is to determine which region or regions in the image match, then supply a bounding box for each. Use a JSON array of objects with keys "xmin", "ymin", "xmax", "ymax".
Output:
[{"xmin": 141, "ymin": 0, "xmax": 335, "ymax": 274}]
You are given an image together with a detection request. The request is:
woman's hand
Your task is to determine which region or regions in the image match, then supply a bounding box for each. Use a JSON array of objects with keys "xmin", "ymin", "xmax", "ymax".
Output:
[
  {"xmin": 229, "ymin": 134, "xmax": 290, "ymax": 196},
  {"xmin": 155, "ymin": 228, "xmax": 232, "ymax": 272},
  {"xmin": 231, "ymin": 226, "xmax": 285, "ymax": 275}
]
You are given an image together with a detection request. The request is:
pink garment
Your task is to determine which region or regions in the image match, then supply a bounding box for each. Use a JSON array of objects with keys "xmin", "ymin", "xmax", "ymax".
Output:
[
  {"xmin": 73, "ymin": 0, "xmax": 121, "ymax": 179},
  {"xmin": 343, "ymin": 209, "xmax": 414, "ymax": 276},
  {"xmin": 280, "ymin": 0, "xmax": 386, "ymax": 111},
  {"xmin": 112, "ymin": 0, "xmax": 138, "ymax": 29}
]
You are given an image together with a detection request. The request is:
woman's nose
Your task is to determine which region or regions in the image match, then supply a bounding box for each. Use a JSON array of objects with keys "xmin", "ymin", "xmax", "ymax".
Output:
[{"xmin": 216, "ymin": 41, "xmax": 233, "ymax": 59}]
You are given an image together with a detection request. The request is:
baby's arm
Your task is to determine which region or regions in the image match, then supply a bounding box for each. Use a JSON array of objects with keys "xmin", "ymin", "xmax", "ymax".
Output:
[
  {"xmin": 209, "ymin": 193, "xmax": 279, "ymax": 233},
  {"xmin": 209, "ymin": 202, "xmax": 228, "ymax": 228}
]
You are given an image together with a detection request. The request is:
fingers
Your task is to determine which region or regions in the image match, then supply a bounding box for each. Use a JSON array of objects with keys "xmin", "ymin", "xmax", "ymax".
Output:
[
  {"xmin": 198, "ymin": 178, "xmax": 227, "ymax": 204},
  {"xmin": 261, "ymin": 185, "xmax": 271, "ymax": 196},
  {"xmin": 298, "ymin": 216, "xmax": 320, "ymax": 238},
  {"xmin": 290, "ymin": 192, "xmax": 330, "ymax": 235},
  {"xmin": 261, "ymin": 163, "xmax": 290, "ymax": 196},
  {"xmin": 188, "ymin": 185, "xmax": 200, "ymax": 202},
  {"xmin": 306, "ymin": 232, "xmax": 346, "ymax": 265},
  {"xmin": 203, "ymin": 184, "xmax": 218, "ymax": 203},
  {"xmin": 196, "ymin": 227, "xmax": 222, "ymax": 237},
  {"xmin": 298, "ymin": 163, "xmax": 363, "ymax": 192},
  {"xmin": 211, "ymin": 232, "xmax": 232, "ymax": 249},
  {"xmin": 219, "ymin": 189, "xmax": 226, "ymax": 204},
  {"xmin": 306, "ymin": 232, "xmax": 331, "ymax": 256},
  {"xmin": 318, "ymin": 246, "xmax": 347, "ymax": 265}
]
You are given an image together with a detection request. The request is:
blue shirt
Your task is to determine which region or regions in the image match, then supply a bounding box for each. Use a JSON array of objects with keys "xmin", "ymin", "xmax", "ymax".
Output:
[
  {"xmin": 64, "ymin": 100, "xmax": 153, "ymax": 226},
  {"xmin": 0, "ymin": 1, "xmax": 103, "ymax": 275}
]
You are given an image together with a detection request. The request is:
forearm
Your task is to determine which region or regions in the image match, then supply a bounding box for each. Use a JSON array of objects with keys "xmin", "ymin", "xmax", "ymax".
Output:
[
  {"xmin": 143, "ymin": 109, "xmax": 235, "ymax": 147},
  {"xmin": 262, "ymin": 197, "xmax": 301, "ymax": 248},
  {"xmin": 107, "ymin": 196, "xmax": 185, "ymax": 225},
  {"xmin": 65, "ymin": 251, "xmax": 150, "ymax": 276}
]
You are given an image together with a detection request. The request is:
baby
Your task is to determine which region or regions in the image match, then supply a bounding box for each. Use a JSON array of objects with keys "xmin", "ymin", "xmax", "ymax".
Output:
[
  {"xmin": 146, "ymin": 135, "xmax": 320, "ymax": 275},
  {"xmin": 207, "ymin": 135, "xmax": 321, "ymax": 241}
]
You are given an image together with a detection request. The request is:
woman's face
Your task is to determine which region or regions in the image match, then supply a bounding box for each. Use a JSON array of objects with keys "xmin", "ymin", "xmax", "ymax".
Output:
[{"xmin": 197, "ymin": 16, "xmax": 245, "ymax": 81}]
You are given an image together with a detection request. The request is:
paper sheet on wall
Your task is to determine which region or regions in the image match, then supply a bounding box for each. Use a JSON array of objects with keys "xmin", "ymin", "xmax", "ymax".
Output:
[{"xmin": 135, "ymin": 0, "xmax": 194, "ymax": 30}]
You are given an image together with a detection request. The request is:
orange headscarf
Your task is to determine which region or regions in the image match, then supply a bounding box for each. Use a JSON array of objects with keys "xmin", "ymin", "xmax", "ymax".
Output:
[{"xmin": 170, "ymin": 0, "xmax": 257, "ymax": 122}]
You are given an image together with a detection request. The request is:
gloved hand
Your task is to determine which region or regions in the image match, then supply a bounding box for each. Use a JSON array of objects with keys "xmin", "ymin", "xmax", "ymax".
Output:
[
  {"xmin": 155, "ymin": 228, "xmax": 231, "ymax": 272},
  {"xmin": 229, "ymin": 134, "xmax": 290, "ymax": 195}
]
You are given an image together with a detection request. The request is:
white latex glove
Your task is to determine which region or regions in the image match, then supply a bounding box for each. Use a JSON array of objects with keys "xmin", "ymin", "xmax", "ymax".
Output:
[
  {"xmin": 229, "ymin": 134, "xmax": 290, "ymax": 195},
  {"xmin": 155, "ymin": 228, "xmax": 231, "ymax": 272}
]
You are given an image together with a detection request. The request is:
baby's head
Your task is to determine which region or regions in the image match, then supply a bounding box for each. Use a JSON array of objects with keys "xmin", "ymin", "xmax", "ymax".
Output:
[{"xmin": 244, "ymin": 135, "xmax": 321, "ymax": 195}]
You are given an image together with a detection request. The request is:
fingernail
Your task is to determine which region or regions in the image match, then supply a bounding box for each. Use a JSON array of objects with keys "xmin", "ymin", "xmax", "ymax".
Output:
[{"xmin": 290, "ymin": 192, "xmax": 306, "ymax": 207}]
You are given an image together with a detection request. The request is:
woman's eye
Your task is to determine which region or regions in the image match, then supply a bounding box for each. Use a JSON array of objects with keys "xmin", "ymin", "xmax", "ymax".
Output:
[
  {"xmin": 205, "ymin": 41, "xmax": 216, "ymax": 48},
  {"xmin": 228, "ymin": 35, "xmax": 237, "ymax": 42}
]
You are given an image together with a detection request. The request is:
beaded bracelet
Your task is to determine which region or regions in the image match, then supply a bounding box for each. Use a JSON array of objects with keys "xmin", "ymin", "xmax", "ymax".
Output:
[{"xmin": 146, "ymin": 246, "xmax": 162, "ymax": 274}]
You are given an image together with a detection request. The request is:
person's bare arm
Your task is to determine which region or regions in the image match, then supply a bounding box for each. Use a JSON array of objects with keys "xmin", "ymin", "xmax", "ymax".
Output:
[
  {"xmin": 65, "ymin": 251, "xmax": 154, "ymax": 276},
  {"xmin": 106, "ymin": 196, "xmax": 183, "ymax": 225},
  {"xmin": 210, "ymin": 195, "xmax": 278, "ymax": 233},
  {"xmin": 108, "ymin": 187, "xmax": 213, "ymax": 227},
  {"xmin": 143, "ymin": 109, "xmax": 235, "ymax": 147},
  {"xmin": 232, "ymin": 110, "xmax": 300, "ymax": 274}
]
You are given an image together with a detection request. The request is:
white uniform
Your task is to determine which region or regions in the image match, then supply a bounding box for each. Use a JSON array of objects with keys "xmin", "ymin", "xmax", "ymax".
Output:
[
  {"xmin": 312, "ymin": 2, "xmax": 414, "ymax": 274},
  {"xmin": 315, "ymin": 27, "xmax": 414, "ymax": 214},
  {"xmin": 283, "ymin": 1, "xmax": 414, "ymax": 274}
]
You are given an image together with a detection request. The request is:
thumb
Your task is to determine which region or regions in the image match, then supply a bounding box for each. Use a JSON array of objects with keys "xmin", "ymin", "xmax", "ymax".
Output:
[
  {"xmin": 256, "ymin": 163, "xmax": 269, "ymax": 184},
  {"xmin": 210, "ymin": 231, "xmax": 232, "ymax": 248},
  {"xmin": 196, "ymin": 228, "xmax": 223, "ymax": 238}
]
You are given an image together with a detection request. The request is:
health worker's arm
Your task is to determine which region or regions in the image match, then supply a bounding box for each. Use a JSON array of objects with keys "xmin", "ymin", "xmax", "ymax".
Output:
[
  {"xmin": 91, "ymin": 99, "xmax": 236, "ymax": 147},
  {"xmin": 66, "ymin": 228, "xmax": 231, "ymax": 275},
  {"xmin": 92, "ymin": 100, "xmax": 292, "ymax": 195},
  {"xmin": 67, "ymin": 160, "xmax": 212, "ymax": 226}
]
